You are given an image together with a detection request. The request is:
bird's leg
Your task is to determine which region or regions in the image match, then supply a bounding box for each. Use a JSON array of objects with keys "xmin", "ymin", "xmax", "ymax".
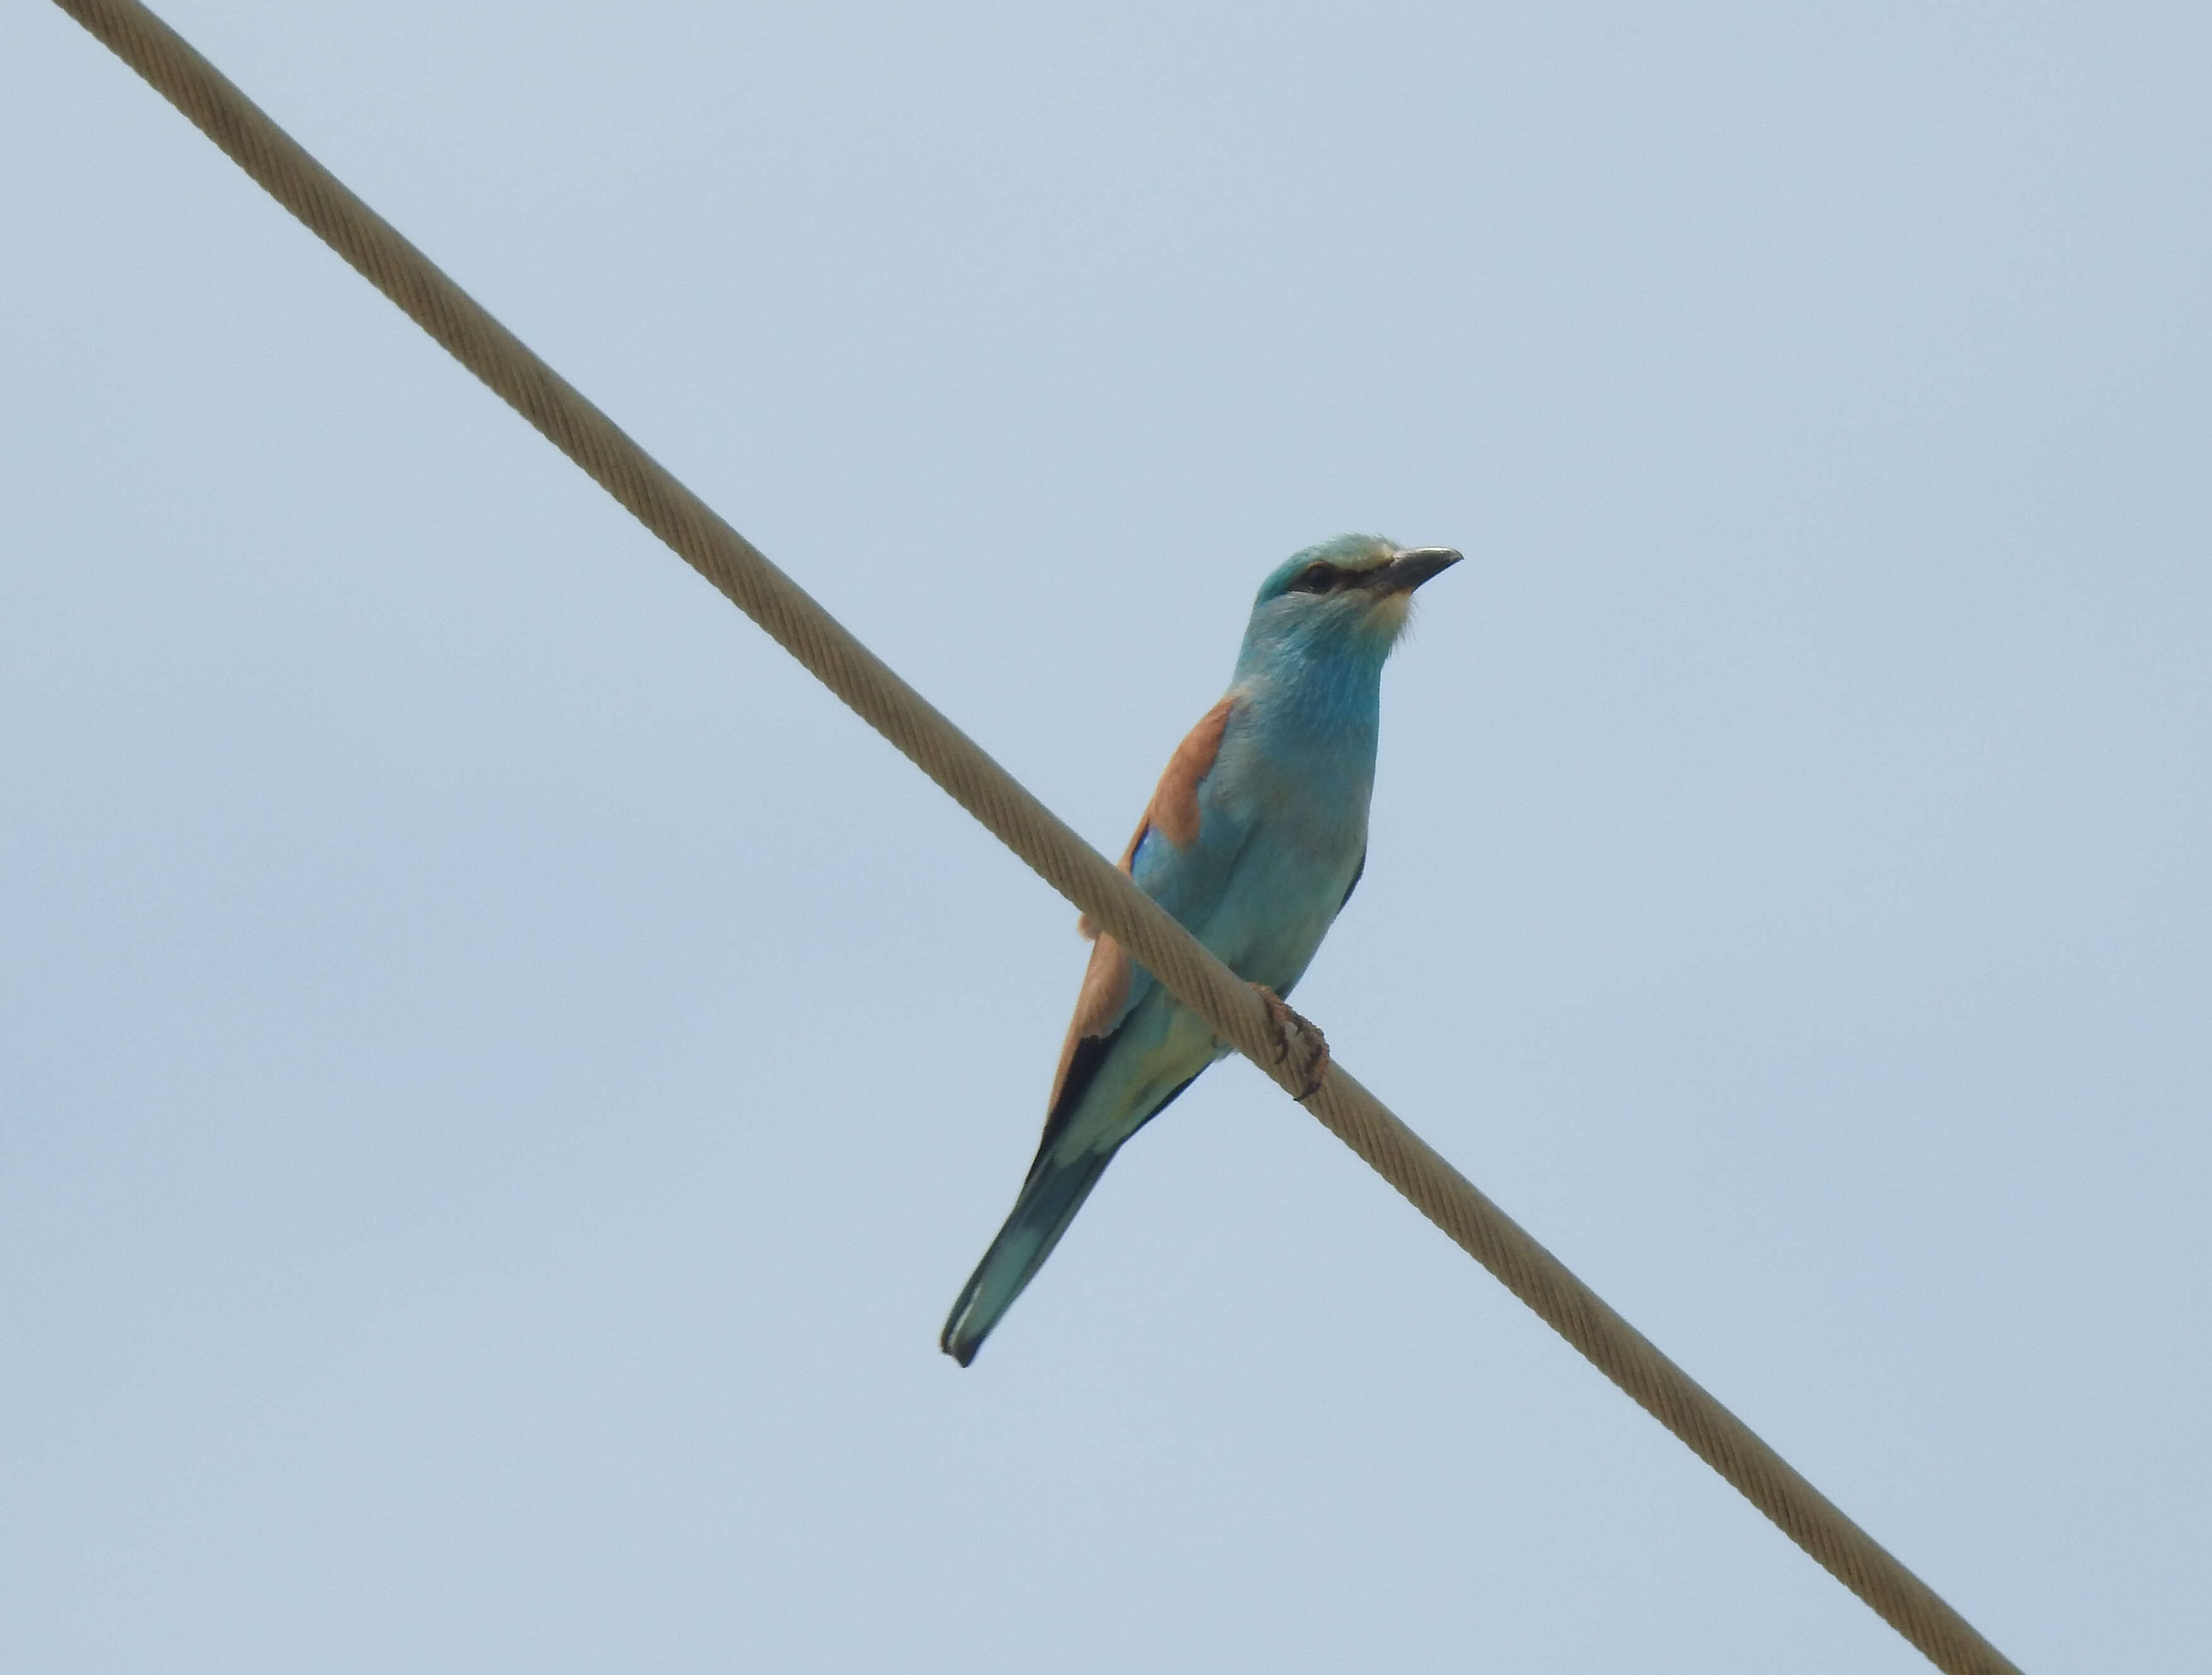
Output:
[{"xmin": 1252, "ymin": 985, "xmax": 1330, "ymax": 1101}]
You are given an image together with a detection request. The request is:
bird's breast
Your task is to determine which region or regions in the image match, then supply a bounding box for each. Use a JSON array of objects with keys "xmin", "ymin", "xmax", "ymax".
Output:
[
  {"xmin": 1188, "ymin": 721, "xmax": 1373, "ymax": 993},
  {"xmin": 1209, "ymin": 716, "xmax": 1375, "ymax": 851}
]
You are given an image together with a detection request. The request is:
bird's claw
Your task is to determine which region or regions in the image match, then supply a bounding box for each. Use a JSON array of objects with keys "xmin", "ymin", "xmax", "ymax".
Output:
[{"xmin": 1253, "ymin": 985, "xmax": 1330, "ymax": 1101}]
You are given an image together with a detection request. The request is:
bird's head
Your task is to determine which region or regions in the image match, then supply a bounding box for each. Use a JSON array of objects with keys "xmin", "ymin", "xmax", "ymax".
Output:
[{"xmin": 1236, "ymin": 535, "xmax": 1462, "ymax": 680}]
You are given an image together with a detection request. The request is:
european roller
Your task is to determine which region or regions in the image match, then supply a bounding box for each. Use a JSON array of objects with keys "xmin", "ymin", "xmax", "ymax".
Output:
[{"xmin": 942, "ymin": 535, "xmax": 1461, "ymax": 1364}]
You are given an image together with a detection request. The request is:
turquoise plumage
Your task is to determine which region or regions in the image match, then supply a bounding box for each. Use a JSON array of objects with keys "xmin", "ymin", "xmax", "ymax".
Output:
[{"xmin": 940, "ymin": 535, "xmax": 1462, "ymax": 1364}]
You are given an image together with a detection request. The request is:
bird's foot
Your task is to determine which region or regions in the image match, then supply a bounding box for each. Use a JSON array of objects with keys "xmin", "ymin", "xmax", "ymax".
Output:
[{"xmin": 1253, "ymin": 985, "xmax": 1330, "ymax": 1101}]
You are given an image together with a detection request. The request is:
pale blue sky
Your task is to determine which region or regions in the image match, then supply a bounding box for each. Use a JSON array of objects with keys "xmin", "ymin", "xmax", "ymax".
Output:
[{"xmin": 4, "ymin": 3, "xmax": 2206, "ymax": 1670}]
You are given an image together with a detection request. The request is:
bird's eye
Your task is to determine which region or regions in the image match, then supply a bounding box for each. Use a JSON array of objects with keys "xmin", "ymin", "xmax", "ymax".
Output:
[{"xmin": 1293, "ymin": 564, "xmax": 1338, "ymax": 594}]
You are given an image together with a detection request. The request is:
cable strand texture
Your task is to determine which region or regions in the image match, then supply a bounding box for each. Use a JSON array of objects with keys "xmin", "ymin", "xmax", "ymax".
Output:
[{"xmin": 50, "ymin": 4, "xmax": 2024, "ymax": 1672}]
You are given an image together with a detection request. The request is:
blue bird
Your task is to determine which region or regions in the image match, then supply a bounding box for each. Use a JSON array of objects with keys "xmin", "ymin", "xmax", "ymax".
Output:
[{"xmin": 942, "ymin": 535, "xmax": 1462, "ymax": 1364}]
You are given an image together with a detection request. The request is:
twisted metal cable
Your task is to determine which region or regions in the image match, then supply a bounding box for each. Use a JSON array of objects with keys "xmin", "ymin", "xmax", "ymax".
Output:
[{"xmin": 47, "ymin": 4, "xmax": 2025, "ymax": 1671}]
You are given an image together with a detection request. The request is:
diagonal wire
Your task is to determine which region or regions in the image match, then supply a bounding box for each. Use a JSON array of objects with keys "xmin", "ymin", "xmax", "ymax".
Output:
[{"xmin": 45, "ymin": 3, "xmax": 2026, "ymax": 1671}]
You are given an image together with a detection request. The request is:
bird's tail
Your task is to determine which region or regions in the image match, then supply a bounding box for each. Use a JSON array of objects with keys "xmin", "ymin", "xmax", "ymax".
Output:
[{"xmin": 940, "ymin": 1146, "xmax": 1116, "ymax": 1366}]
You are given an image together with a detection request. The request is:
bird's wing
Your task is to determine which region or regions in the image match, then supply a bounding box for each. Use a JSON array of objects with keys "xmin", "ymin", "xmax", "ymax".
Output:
[
  {"xmin": 939, "ymin": 694, "xmax": 1248, "ymax": 1364},
  {"xmin": 1072, "ymin": 692, "xmax": 1238, "ymax": 941},
  {"xmin": 1036, "ymin": 694, "xmax": 1243, "ymax": 1157}
]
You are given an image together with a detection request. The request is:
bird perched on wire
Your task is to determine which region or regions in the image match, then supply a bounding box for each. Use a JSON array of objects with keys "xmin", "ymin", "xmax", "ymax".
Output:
[{"xmin": 942, "ymin": 535, "xmax": 1462, "ymax": 1364}]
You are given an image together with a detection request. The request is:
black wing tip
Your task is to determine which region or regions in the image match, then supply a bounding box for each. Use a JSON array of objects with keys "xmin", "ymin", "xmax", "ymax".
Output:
[{"xmin": 1034, "ymin": 1027, "xmax": 1116, "ymax": 1163}]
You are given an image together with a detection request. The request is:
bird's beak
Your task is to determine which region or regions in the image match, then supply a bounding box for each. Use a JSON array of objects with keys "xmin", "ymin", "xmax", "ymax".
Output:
[{"xmin": 1369, "ymin": 547, "xmax": 1464, "ymax": 595}]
